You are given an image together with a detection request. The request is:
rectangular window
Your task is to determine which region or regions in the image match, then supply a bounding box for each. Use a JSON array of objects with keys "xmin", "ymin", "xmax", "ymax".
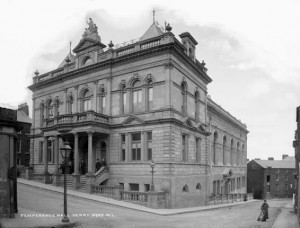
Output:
[
  {"xmin": 100, "ymin": 96, "xmax": 106, "ymax": 113},
  {"xmin": 196, "ymin": 138, "xmax": 201, "ymax": 162},
  {"xmin": 47, "ymin": 141, "xmax": 52, "ymax": 163},
  {"xmin": 39, "ymin": 141, "xmax": 43, "ymax": 163},
  {"xmin": 133, "ymin": 90, "xmax": 142, "ymax": 112},
  {"xmin": 217, "ymin": 181, "xmax": 220, "ymax": 194},
  {"xmin": 276, "ymin": 175, "xmax": 279, "ymax": 181},
  {"xmin": 121, "ymin": 134, "xmax": 126, "ymax": 161},
  {"xmin": 129, "ymin": 183, "xmax": 139, "ymax": 191},
  {"xmin": 119, "ymin": 183, "xmax": 124, "ymax": 190},
  {"xmin": 131, "ymin": 133, "xmax": 141, "ymax": 161},
  {"xmin": 213, "ymin": 181, "xmax": 216, "ymax": 194},
  {"xmin": 148, "ymin": 87, "xmax": 153, "ymax": 110},
  {"xmin": 147, "ymin": 132, "xmax": 152, "ymax": 161},
  {"xmin": 144, "ymin": 184, "xmax": 150, "ymax": 192},
  {"xmin": 84, "ymin": 99, "xmax": 91, "ymax": 111},
  {"xmin": 285, "ymin": 175, "xmax": 288, "ymax": 181},
  {"xmin": 276, "ymin": 184, "xmax": 279, "ymax": 191},
  {"xmin": 182, "ymin": 134, "xmax": 188, "ymax": 162}
]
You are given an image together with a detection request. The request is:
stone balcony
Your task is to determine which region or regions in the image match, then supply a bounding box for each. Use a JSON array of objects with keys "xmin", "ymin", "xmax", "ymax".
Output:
[{"xmin": 42, "ymin": 111, "xmax": 109, "ymax": 131}]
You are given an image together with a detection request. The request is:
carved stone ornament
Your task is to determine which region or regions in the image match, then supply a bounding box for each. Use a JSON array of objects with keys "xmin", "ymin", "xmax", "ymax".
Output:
[{"xmin": 164, "ymin": 62, "xmax": 174, "ymax": 69}]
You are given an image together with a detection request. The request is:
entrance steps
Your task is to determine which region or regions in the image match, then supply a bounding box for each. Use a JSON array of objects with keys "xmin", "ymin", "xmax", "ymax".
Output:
[{"xmin": 60, "ymin": 174, "xmax": 86, "ymax": 192}]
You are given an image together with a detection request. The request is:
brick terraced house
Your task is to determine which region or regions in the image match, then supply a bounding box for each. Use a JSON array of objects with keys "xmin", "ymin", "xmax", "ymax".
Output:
[{"xmin": 28, "ymin": 17, "xmax": 248, "ymax": 208}]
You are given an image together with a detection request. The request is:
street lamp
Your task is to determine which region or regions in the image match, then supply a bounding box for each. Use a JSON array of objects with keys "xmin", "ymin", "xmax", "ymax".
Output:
[
  {"xmin": 150, "ymin": 160, "xmax": 155, "ymax": 192},
  {"xmin": 60, "ymin": 139, "xmax": 72, "ymax": 223}
]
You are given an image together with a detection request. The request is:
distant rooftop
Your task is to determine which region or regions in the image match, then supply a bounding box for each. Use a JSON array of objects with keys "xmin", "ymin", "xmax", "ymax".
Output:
[{"xmin": 253, "ymin": 157, "xmax": 295, "ymax": 169}]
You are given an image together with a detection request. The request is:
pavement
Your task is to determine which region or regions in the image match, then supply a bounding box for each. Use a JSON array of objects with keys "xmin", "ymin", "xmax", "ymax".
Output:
[
  {"xmin": 272, "ymin": 201, "xmax": 299, "ymax": 228},
  {"xmin": 0, "ymin": 178, "xmax": 299, "ymax": 228}
]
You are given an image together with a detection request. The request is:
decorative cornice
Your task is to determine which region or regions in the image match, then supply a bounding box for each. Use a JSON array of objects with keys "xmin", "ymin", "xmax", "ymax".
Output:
[{"xmin": 28, "ymin": 42, "xmax": 211, "ymax": 92}]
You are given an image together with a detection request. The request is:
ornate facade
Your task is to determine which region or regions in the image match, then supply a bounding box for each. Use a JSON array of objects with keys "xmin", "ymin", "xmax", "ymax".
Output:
[{"xmin": 28, "ymin": 18, "xmax": 248, "ymax": 208}]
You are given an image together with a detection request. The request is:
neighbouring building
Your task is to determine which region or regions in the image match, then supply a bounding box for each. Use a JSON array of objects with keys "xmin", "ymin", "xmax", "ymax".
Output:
[
  {"xmin": 17, "ymin": 103, "xmax": 32, "ymax": 168},
  {"xmin": 293, "ymin": 106, "xmax": 300, "ymax": 217},
  {"xmin": 0, "ymin": 107, "xmax": 21, "ymax": 218},
  {"xmin": 247, "ymin": 156, "xmax": 295, "ymax": 199},
  {"xmin": 28, "ymin": 17, "xmax": 248, "ymax": 208}
]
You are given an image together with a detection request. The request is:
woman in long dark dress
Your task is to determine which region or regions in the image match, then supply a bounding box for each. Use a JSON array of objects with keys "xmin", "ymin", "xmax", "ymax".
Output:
[{"xmin": 258, "ymin": 200, "xmax": 269, "ymax": 221}]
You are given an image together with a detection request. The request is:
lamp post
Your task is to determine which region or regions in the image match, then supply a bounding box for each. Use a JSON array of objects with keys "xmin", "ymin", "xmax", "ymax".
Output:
[
  {"xmin": 60, "ymin": 139, "xmax": 72, "ymax": 223},
  {"xmin": 150, "ymin": 160, "xmax": 155, "ymax": 191}
]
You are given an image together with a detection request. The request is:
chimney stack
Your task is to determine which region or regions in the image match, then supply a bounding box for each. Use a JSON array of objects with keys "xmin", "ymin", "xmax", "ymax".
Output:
[
  {"xmin": 282, "ymin": 154, "xmax": 288, "ymax": 160},
  {"xmin": 268, "ymin": 157, "xmax": 274, "ymax": 160},
  {"xmin": 254, "ymin": 158, "xmax": 260, "ymax": 160}
]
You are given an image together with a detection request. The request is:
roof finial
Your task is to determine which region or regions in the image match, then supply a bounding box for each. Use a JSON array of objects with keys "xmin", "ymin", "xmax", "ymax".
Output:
[{"xmin": 153, "ymin": 9, "xmax": 155, "ymax": 24}]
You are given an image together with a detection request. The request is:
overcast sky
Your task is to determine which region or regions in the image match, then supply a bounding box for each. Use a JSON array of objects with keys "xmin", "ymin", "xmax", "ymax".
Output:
[{"xmin": 1, "ymin": 0, "xmax": 299, "ymax": 160}]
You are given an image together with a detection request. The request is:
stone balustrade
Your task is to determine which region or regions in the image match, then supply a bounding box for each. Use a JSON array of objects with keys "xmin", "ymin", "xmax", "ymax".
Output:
[
  {"xmin": 43, "ymin": 111, "xmax": 109, "ymax": 128},
  {"xmin": 209, "ymin": 193, "xmax": 253, "ymax": 205}
]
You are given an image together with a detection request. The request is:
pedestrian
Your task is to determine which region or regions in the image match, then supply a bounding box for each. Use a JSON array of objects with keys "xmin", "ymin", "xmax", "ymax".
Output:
[
  {"xmin": 258, "ymin": 200, "xmax": 269, "ymax": 221},
  {"xmin": 80, "ymin": 159, "xmax": 86, "ymax": 175},
  {"xmin": 95, "ymin": 159, "xmax": 101, "ymax": 171}
]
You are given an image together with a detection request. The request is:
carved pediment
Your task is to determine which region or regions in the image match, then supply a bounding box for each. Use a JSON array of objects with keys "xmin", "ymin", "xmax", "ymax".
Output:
[
  {"xmin": 122, "ymin": 115, "xmax": 145, "ymax": 126},
  {"xmin": 73, "ymin": 38, "xmax": 106, "ymax": 53}
]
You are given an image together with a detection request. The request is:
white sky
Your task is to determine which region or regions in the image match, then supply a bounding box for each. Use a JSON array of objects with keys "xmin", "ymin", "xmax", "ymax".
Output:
[{"xmin": 1, "ymin": 0, "xmax": 299, "ymax": 160}]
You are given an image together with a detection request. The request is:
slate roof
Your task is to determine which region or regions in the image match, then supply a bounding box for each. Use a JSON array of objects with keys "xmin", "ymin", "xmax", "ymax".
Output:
[
  {"xmin": 140, "ymin": 22, "xmax": 164, "ymax": 42},
  {"xmin": 17, "ymin": 110, "xmax": 32, "ymax": 124},
  {"xmin": 253, "ymin": 157, "xmax": 295, "ymax": 169}
]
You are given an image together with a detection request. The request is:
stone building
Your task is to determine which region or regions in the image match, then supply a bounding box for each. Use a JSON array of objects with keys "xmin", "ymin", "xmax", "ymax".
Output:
[
  {"xmin": 247, "ymin": 156, "xmax": 295, "ymax": 199},
  {"xmin": 28, "ymin": 17, "xmax": 248, "ymax": 208},
  {"xmin": 0, "ymin": 107, "xmax": 21, "ymax": 218}
]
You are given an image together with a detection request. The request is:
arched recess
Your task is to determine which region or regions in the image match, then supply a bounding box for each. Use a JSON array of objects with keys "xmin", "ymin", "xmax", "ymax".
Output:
[
  {"xmin": 182, "ymin": 184, "xmax": 189, "ymax": 193},
  {"xmin": 181, "ymin": 81, "xmax": 187, "ymax": 115},
  {"xmin": 213, "ymin": 131, "xmax": 218, "ymax": 165},
  {"xmin": 194, "ymin": 90, "xmax": 200, "ymax": 122},
  {"xmin": 39, "ymin": 101, "xmax": 45, "ymax": 127},
  {"xmin": 119, "ymin": 83, "xmax": 127, "ymax": 115},
  {"xmin": 223, "ymin": 136, "xmax": 227, "ymax": 165},
  {"xmin": 196, "ymin": 183, "xmax": 201, "ymax": 190},
  {"xmin": 230, "ymin": 139, "xmax": 234, "ymax": 165},
  {"xmin": 67, "ymin": 94, "xmax": 74, "ymax": 114},
  {"xmin": 236, "ymin": 142, "xmax": 240, "ymax": 166}
]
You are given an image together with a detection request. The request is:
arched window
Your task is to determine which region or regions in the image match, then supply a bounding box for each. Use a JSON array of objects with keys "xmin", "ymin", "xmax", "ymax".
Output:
[
  {"xmin": 146, "ymin": 79, "xmax": 153, "ymax": 111},
  {"xmin": 67, "ymin": 95, "xmax": 73, "ymax": 114},
  {"xmin": 47, "ymin": 100, "xmax": 53, "ymax": 118},
  {"xmin": 223, "ymin": 136, "xmax": 227, "ymax": 165},
  {"xmin": 182, "ymin": 184, "xmax": 189, "ymax": 192},
  {"xmin": 132, "ymin": 80, "xmax": 142, "ymax": 113},
  {"xmin": 195, "ymin": 91, "xmax": 199, "ymax": 121},
  {"xmin": 54, "ymin": 99, "xmax": 59, "ymax": 117},
  {"xmin": 236, "ymin": 142, "xmax": 240, "ymax": 166},
  {"xmin": 82, "ymin": 56, "xmax": 93, "ymax": 66},
  {"xmin": 230, "ymin": 139, "xmax": 234, "ymax": 165},
  {"xmin": 120, "ymin": 85, "xmax": 126, "ymax": 115},
  {"xmin": 213, "ymin": 132, "xmax": 218, "ymax": 165},
  {"xmin": 196, "ymin": 183, "xmax": 201, "ymax": 190},
  {"xmin": 81, "ymin": 89, "xmax": 92, "ymax": 112},
  {"xmin": 98, "ymin": 89, "xmax": 106, "ymax": 114},
  {"xmin": 181, "ymin": 82, "xmax": 187, "ymax": 114}
]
